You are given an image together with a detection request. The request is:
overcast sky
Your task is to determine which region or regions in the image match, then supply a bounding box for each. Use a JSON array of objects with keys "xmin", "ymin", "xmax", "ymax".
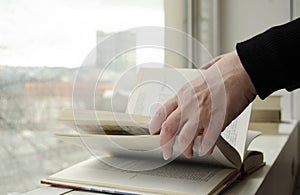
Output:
[{"xmin": 0, "ymin": 0, "xmax": 164, "ymax": 68}]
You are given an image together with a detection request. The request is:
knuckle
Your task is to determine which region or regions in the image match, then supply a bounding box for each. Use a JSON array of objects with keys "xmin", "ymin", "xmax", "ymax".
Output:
[
  {"xmin": 185, "ymin": 94, "xmax": 198, "ymax": 107},
  {"xmin": 169, "ymin": 98, "xmax": 178, "ymax": 108},
  {"xmin": 161, "ymin": 122, "xmax": 176, "ymax": 136}
]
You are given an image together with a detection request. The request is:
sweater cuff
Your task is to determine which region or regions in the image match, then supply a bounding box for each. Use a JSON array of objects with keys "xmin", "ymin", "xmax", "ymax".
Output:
[{"xmin": 236, "ymin": 27, "xmax": 284, "ymax": 99}]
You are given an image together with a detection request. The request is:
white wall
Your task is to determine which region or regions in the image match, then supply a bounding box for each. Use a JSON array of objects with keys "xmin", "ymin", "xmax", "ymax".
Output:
[
  {"xmin": 219, "ymin": 0, "xmax": 300, "ymax": 120},
  {"xmin": 164, "ymin": 0, "xmax": 189, "ymax": 68},
  {"xmin": 293, "ymin": 89, "xmax": 300, "ymax": 119},
  {"xmin": 219, "ymin": 0, "xmax": 290, "ymax": 53}
]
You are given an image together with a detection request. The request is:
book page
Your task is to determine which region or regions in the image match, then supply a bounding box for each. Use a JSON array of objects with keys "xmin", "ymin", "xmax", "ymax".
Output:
[
  {"xmin": 245, "ymin": 130, "xmax": 261, "ymax": 153},
  {"xmin": 59, "ymin": 109, "xmax": 150, "ymax": 135},
  {"xmin": 44, "ymin": 157, "xmax": 237, "ymax": 195},
  {"xmin": 127, "ymin": 67, "xmax": 201, "ymax": 116},
  {"xmin": 220, "ymin": 104, "xmax": 252, "ymax": 160},
  {"xmin": 55, "ymin": 133, "xmax": 236, "ymax": 170}
]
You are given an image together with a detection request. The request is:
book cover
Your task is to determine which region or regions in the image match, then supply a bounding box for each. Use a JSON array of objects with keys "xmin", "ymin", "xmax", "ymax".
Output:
[{"xmin": 250, "ymin": 108, "xmax": 281, "ymax": 122}]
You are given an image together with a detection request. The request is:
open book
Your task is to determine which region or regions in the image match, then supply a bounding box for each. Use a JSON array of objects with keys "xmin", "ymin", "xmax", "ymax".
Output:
[
  {"xmin": 43, "ymin": 105, "xmax": 264, "ymax": 195},
  {"xmin": 43, "ymin": 68, "xmax": 264, "ymax": 194}
]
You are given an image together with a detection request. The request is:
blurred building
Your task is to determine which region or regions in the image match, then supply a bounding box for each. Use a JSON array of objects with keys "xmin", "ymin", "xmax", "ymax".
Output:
[{"xmin": 96, "ymin": 31, "xmax": 136, "ymax": 72}]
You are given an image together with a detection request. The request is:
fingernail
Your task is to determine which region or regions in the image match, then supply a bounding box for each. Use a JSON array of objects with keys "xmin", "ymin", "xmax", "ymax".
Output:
[
  {"xmin": 198, "ymin": 144, "xmax": 206, "ymax": 156},
  {"xmin": 163, "ymin": 148, "xmax": 173, "ymax": 160}
]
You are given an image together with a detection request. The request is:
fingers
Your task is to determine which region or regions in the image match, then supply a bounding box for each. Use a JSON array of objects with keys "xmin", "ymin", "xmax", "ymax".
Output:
[
  {"xmin": 200, "ymin": 126, "xmax": 222, "ymax": 155},
  {"xmin": 207, "ymin": 145, "xmax": 215, "ymax": 155},
  {"xmin": 159, "ymin": 109, "xmax": 181, "ymax": 160},
  {"xmin": 177, "ymin": 120, "xmax": 200, "ymax": 158},
  {"xmin": 149, "ymin": 96, "xmax": 178, "ymax": 135}
]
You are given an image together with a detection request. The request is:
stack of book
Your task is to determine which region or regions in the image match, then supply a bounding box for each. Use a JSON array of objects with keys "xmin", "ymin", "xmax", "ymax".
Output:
[{"xmin": 249, "ymin": 95, "xmax": 283, "ymax": 134}]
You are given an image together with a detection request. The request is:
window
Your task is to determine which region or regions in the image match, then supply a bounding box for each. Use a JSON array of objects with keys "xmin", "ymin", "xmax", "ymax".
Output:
[{"xmin": 0, "ymin": 0, "xmax": 164, "ymax": 193}]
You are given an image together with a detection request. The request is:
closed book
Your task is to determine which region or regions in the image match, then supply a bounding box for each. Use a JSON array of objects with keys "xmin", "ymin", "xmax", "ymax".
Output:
[
  {"xmin": 252, "ymin": 95, "xmax": 281, "ymax": 110},
  {"xmin": 249, "ymin": 121, "xmax": 295, "ymax": 135},
  {"xmin": 250, "ymin": 108, "xmax": 281, "ymax": 122}
]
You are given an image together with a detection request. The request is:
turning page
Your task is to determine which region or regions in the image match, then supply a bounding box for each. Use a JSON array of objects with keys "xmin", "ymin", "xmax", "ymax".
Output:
[
  {"xmin": 127, "ymin": 67, "xmax": 201, "ymax": 116},
  {"xmin": 55, "ymin": 133, "xmax": 236, "ymax": 169},
  {"xmin": 220, "ymin": 104, "xmax": 252, "ymax": 160}
]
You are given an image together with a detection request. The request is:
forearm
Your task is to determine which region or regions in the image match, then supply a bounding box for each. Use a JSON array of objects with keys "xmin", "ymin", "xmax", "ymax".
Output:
[{"xmin": 236, "ymin": 18, "xmax": 300, "ymax": 99}]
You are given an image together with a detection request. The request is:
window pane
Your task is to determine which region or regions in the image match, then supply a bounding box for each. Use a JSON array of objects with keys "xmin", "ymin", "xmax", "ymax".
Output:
[
  {"xmin": 0, "ymin": 0, "xmax": 164, "ymax": 193},
  {"xmin": 0, "ymin": 0, "xmax": 164, "ymax": 67}
]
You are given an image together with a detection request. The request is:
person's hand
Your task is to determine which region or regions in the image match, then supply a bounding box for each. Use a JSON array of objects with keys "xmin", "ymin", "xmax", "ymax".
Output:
[{"xmin": 149, "ymin": 51, "xmax": 257, "ymax": 160}]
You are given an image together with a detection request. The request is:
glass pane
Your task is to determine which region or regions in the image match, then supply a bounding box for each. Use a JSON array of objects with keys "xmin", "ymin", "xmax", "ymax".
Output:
[{"xmin": 0, "ymin": 0, "xmax": 164, "ymax": 193}]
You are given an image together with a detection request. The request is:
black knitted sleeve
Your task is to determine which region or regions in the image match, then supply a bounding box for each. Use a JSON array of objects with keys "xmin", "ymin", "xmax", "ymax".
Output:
[{"xmin": 236, "ymin": 18, "xmax": 300, "ymax": 99}]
